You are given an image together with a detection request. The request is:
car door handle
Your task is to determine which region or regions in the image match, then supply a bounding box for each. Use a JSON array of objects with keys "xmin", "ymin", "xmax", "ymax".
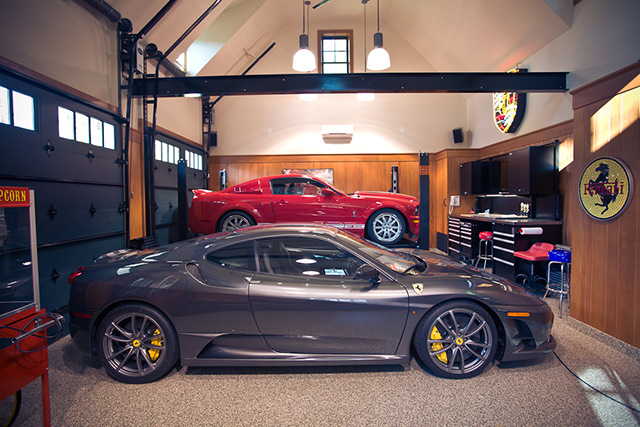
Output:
[{"xmin": 245, "ymin": 277, "xmax": 261, "ymax": 284}]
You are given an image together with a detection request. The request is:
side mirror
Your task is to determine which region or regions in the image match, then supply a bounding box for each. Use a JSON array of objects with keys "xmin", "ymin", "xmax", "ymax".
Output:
[
  {"xmin": 321, "ymin": 188, "xmax": 334, "ymax": 197},
  {"xmin": 354, "ymin": 265, "xmax": 381, "ymax": 285}
]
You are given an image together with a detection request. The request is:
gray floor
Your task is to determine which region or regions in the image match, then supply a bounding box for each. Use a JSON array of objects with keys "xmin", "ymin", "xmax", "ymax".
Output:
[{"xmin": 10, "ymin": 298, "xmax": 640, "ymax": 427}]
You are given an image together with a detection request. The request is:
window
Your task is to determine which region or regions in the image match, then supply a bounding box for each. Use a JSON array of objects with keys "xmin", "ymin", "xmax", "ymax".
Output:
[
  {"xmin": 185, "ymin": 149, "xmax": 203, "ymax": 171},
  {"xmin": 57, "ymin": 106, "xmax": 116, "ymax": 149},
  {"xmin": 175, "ymin": 52, "xmax": 187, "ymax": 73},
  {"xmin": 155, "ymin": 140, "xmax": 180, "ymax": 164},
  {"xmin": 318, "ymin": 30, "xmax": 353, "ymax": 74},
  {"xmin": 0, "ymin": 85, "xmax": 36, "ymax": 131},
  {"xmin": 270, "ymin": 177, "xmax": 326, "ymax": 195},
  {"xmin": 256, "ymin": 237, "xmax": 366, "ymax": 278},
  {"xmin": 207, "ymin": 241, "xmax": 256, "ymax": 271}
]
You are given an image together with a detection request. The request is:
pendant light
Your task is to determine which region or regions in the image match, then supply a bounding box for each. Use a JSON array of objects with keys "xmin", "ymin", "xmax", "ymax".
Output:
[
  {"xmin": 292, "ymin": 0, "xmax": 317, "ymax": 72},
  {"xmin": 357, "ymin": 0, "xmax": 374, "ymax": 101},
  {"xmin": 366, "ymin": 0, "xmax": 390, "ymax": 71}
]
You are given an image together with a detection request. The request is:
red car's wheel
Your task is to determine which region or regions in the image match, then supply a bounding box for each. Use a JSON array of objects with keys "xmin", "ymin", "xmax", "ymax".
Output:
[
  {"xmin": 218, "ymin": 211, "xmax": 256, "ymax": 232},
  {"xmin": 367, "ymin": 209, "xmax": 405, "ymax": 245}
]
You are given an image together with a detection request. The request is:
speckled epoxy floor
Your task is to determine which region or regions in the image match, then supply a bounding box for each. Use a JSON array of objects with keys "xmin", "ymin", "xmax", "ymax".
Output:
[{"xmin": 10, "ymin": 300, "xmax": 640, "ymax": 427}]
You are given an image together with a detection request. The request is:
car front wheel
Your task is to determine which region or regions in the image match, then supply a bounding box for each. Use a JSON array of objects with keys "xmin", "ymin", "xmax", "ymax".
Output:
[
  {"xmin": 367, "ymin": 209, "xmax": 405, "ymax": 245},
  {"xmin": 218, "ymin": 211, "xmax": 256, "ymax": 232},
  {"xmin": 97, "ymin": 304, "xmax": 179, "ymax": 384},
  {"xmin": 413, "ymin": 301, "xmax": 498, "ymax": 379}
]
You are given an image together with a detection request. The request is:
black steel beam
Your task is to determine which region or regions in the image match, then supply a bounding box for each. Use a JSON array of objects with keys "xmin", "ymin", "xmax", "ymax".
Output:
[{"xmin": 130, "ymin": 72, "xmax": 567, "ymax": 98}]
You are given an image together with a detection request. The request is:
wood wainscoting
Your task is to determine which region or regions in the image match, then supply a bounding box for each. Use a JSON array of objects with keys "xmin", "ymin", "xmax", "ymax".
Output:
[
  {"xmin": 569, "ymin": 62, "xmax": 640, "ymax": 348},
  {"xmin": 210, "ymin": 154, "xmax": 421, "ymax": 197}
]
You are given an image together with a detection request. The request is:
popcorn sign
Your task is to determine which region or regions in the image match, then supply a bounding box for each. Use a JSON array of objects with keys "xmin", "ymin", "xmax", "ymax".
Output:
[{"xmin": 0, "ymin": 186, "xmax": 30, "ymax": 207}]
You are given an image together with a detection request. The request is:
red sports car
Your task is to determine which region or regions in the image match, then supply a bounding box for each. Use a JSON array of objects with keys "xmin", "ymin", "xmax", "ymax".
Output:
[{"xmin": 188, "ymin": 174, "xmax": 420, "ymax": 245}]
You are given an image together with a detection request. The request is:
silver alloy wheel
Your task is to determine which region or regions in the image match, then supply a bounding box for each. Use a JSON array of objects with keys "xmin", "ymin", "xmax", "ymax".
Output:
[
  {"xmin": 220, "ymin": 213, "xmax": 253, "ymax": 231},
  {"xmin": 426, "ymin": 308, "xmax": 494, "ymax": 376},
  {"xmin": 371, "ymin": 211, "xmax": 403, "ymax": 244},
  {"xmin": 101, "ymin": 312, "xmax": 166, "ymax": 379}
]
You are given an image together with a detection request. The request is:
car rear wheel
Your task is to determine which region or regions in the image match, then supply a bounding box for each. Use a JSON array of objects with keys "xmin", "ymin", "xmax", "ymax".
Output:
[
  {"xmin": 219, "ymin": 211, "xmax": 256, "ymax": 232},
  {"xmin": 97, "ymin": 304, "xmax": 179, "ymax": 384},
  {"xmin": 367, "ymin": 209, "xmax": 405, "ymax": 245},
  {"xmin": 413, "ymin": 301, "xmax": 498, "ymax": 379}
]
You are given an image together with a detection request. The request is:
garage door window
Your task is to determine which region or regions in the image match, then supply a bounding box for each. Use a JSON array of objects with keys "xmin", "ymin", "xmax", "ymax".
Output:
[
  {"xmin": 155, "ymin": 139, "xmax": 180, "ymax": 164},
  {"xmin": 0, "ymin": 85, "xmax": 36, "ymax": 131},
  {"xmin": 186, "ymin": 150, "xmax": 203, "ymax": 171},
  {"xmin": 57, "ymin": 106, "xmax": 115, "ymax": 149}
]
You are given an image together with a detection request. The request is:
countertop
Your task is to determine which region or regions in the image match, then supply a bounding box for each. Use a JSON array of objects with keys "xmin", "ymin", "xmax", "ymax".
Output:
[{"xmin": 451, "ymin": 213, "xmax": 563, "ymax": 226}]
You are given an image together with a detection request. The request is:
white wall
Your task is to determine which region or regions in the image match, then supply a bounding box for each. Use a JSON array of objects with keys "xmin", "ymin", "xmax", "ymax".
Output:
[
  {"xmin": 2, "ymin": 0, "xmax": 638, "ymax": 152},
  {"xmin": 0, "ymin": 0, "xmax": 202, "ymax": 143},
  {"xmin": 467, "ymin": 0, "xmax": 640, "ymax": 148},
  {"xmin": 0, "ymin": 0, "xmax": 119, "ymax": 105},
  {"xmin": 211, "ymin": 22, "xmax": 469, "ymax": 155}
]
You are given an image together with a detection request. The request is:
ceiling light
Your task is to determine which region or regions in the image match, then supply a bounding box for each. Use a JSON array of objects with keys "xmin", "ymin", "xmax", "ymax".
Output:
[
  {"xmin": 292, "ymin": 1, "xmax": 316, "ymax": 72},
  {"xmin": 367, "ymin": 0, "xmax": 390, "ymax": 71},
  {"xmin": 356, "ymin": 93, "xmax": 375, "ymax": 101}
]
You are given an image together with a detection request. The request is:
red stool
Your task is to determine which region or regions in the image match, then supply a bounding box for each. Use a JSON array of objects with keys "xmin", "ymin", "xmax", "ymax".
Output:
[
  {"xmin": 514, "ymin": 242, "xmax": 554, "ymax": 286},
  {"xmin": 475, "ymin": 231, "xmax": 493, "ymax": 269}
]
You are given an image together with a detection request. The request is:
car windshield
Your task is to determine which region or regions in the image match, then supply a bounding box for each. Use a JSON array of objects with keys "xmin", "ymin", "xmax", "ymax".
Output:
[{"xmin": 335, "ymin": 230, "xmax": 424, "ymax": 274}]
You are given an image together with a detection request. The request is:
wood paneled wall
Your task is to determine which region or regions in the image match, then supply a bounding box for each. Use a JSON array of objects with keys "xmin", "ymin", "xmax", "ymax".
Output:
[
  {"xmin": 569, "ymin": 62, "xmax": 640, "ymax": 348},
  {"xmin": 428, "ymin": 121, "xmax": 574, "ymax": 248},
  {"xmin": 128, "ymin": 127, "xmax": 145, "ymax": 240},
  {"xmin": 210, "ymin": 154, "xmax": 420, "ymax": 196}
]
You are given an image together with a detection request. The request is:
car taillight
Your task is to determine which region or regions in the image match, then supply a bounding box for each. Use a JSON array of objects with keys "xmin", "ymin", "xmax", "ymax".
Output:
[{"xmin": 69, "ymin": 267, "xmax": 86, "ymax": 285}]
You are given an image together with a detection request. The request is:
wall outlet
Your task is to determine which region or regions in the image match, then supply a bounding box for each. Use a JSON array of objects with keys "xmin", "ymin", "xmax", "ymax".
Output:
[{"xmin": 450, "ymin": 195, "xmax": 460, "ymax": 206}]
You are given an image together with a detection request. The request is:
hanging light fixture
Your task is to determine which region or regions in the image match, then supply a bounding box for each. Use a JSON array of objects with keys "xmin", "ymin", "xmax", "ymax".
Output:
[
  {"xmin": 292, "ymin": 0, "xmax": 317, "ymax": 72},
  {"xmin": 367, "ymin": 0, "xmax": 390, "ymax": 71},
  {"xmin": 357, "ymin": 0, "xmax": 375, "ymax": 101}
]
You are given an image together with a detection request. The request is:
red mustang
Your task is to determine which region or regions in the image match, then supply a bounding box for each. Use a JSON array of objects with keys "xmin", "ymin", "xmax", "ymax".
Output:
[{"xmin": 188, "ymin": 174, "xmax": 420, "ymax": 245}]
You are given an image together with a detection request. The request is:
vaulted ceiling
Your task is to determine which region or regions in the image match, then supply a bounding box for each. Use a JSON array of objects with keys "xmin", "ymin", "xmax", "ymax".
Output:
[{"xmin": 109, "ymin": 0, "xmax": 574, "ymax": 76}]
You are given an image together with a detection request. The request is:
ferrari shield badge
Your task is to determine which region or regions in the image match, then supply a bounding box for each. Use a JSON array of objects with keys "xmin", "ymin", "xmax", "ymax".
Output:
[
  {"xmin": 412, "ymin": 283, "xmax": 424, "ymax": 295},
  {"xmin": 579, "ymin": 157, "xmax": 634, "ymax": 221}
]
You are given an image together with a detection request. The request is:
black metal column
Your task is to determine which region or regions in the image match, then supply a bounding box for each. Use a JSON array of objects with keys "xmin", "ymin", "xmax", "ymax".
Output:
[
  {"xmin": 418, "ymin": 152, "xmax": 430, "ymax": 249},
  {"xmin": 177, "ymin": 159, "xmax": 187, "ymax": 242}
]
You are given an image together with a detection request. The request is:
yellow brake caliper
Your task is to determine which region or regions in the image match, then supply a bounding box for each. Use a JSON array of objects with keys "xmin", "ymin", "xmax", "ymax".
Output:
[
  {"xmin": 147, "ymin": 329, "xmax": 162, "ymax": 362},
  {"xmin": 430, "ymin": 326, "xmax": 448, "ymax": 364}
]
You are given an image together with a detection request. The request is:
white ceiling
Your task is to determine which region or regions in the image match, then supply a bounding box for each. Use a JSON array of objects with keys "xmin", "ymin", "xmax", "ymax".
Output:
[{"xmin": 109, "ymin": 0, "xmax": 574, "ymax": 75}]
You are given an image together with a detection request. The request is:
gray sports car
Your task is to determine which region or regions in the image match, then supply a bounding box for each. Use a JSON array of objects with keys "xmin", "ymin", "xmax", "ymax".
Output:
[{"xmin": 68, "ymin": 224, "xmax": 555, "ymax": 383}]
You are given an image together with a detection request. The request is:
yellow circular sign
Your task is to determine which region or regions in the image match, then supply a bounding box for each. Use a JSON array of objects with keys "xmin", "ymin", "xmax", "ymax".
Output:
[{"xmin": 579, "ymin": 157, "xmax": 634, "ymax": 220}]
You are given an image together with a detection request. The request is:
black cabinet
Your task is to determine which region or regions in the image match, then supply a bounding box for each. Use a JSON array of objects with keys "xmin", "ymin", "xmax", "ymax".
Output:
[
  {"xmin": 447, "ymin": 217, "xmax": 461, "ymax": 257},
  {"xmin": 508, "ymin": 146, "xmax": 555, "ymax": 195},
  {"xmin": 489, "ymin": 155, "xmax": 509, "ymax": 194},
  {"xmin": 460, "ymin": 161, "xmax": 489, "ymax": 195}
]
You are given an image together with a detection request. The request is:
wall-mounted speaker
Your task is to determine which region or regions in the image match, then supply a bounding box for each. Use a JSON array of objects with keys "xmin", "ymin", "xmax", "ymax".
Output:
[
  {"xmin": 453, "ymin": 128, "xmax": 464, "ymax": 144},
  {"xmin": 204, "ymin": 131, "xmax": 217, "ymax": 147}
]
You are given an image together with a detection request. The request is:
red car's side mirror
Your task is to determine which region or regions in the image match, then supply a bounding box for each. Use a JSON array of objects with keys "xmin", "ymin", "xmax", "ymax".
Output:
[{"xmin": 321, "ymin": 188, "xmax": 334, "ymax": 197}]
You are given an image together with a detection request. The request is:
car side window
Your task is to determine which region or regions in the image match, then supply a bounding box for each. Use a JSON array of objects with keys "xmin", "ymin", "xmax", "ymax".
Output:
[
  {"xmin": 256, "ymin": 237, "xmax": 367, "ymax": 278},
  {"xmin": 270, "ymin": 178, "xmax": 324, "ymax": 196},
  {"xmin": 206, "ymin": 241, "xmax": 256, "ymax": 272}
]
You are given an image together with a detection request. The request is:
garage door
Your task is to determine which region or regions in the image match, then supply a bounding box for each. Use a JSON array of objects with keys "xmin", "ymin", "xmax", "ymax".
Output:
[
  {"xmin": 151, "ymin": 131, "xmax": 205, "ymax": 246},
  {"xmin": 0, "ymin": 67, "xmax": 125, "ymax": 313}
]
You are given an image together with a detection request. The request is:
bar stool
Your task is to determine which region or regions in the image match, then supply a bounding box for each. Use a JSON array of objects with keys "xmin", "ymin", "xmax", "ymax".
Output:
[
  {"xmin": 514, "ymin": 242, "xmax": 555, "ymax": 287},
  {"xmin": 544, "ymin": 247, "xmax": 571, "ymax": 318},
  {"xmin": 475, "ymin": 231, "xmax": 493, "ymax": 269}
]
